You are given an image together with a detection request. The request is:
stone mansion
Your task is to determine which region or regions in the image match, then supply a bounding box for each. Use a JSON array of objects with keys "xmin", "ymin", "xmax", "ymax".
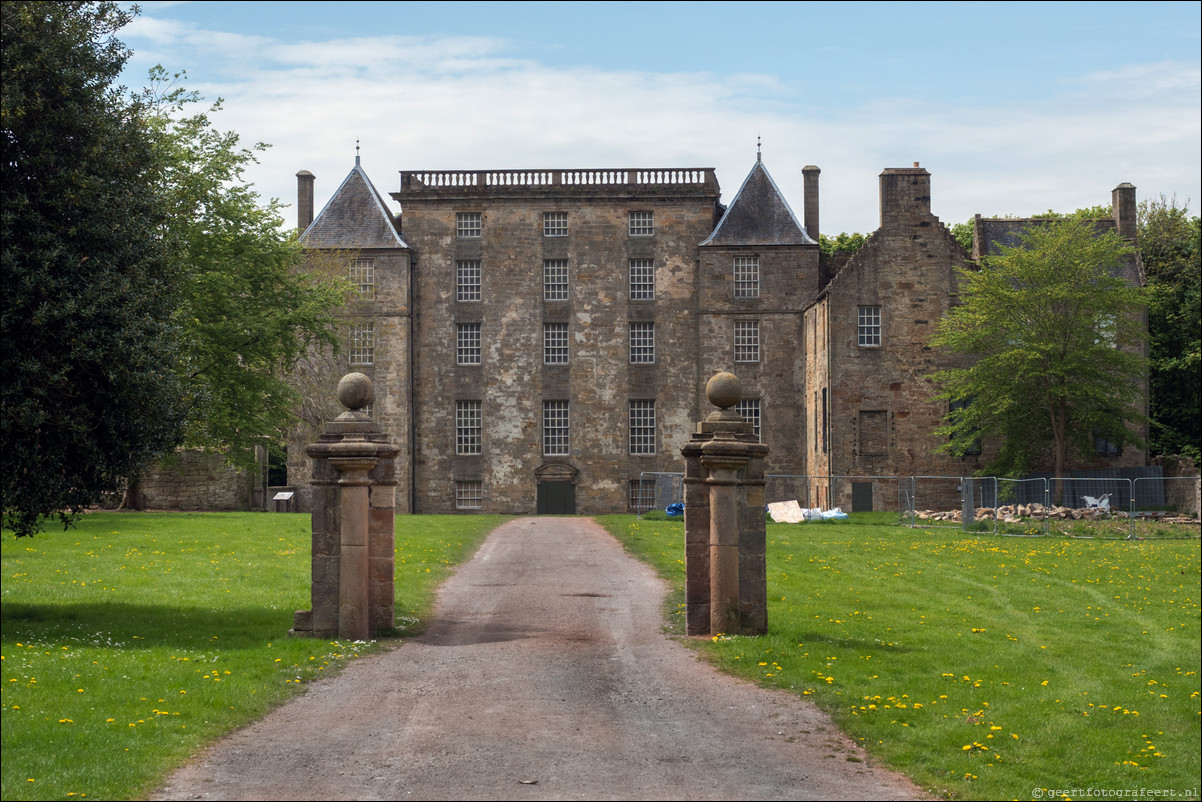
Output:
[{"xmin": 285, "ymin": 154, "xmax": 1146, "ymax": 515}]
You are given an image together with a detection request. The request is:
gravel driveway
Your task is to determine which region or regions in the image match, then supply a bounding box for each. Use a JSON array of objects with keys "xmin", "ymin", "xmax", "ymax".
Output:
[{"xmin": 152, "ymin": 517, "xmax": 929, "ymax": 801}]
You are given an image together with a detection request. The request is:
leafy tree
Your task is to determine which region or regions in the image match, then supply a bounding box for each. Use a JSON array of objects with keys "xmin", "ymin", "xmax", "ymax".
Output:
[
  {"xmin": 2, "ymin": 5, "xmax": 350, "ymax": 533},
  {"xmin": 144, "ymin": 70, "xmax": 350, "ymax": 473},
  {"xmin": 1139, "ymin": 196, "xmax": 1201, "ymax": 461},
  {"xmin": 930, "ymin": 214, "xmax": 1149, "ymax": 497},
  {"xmin": 1, "ymin": 2, "xmax": 187, "ymax": 536},
  {"xmin": 818, "ymin": 231, "xmax": 867, "ymax": 260},
  {"xmin": 949, "ymin": 219, "xmax": 974, "ymax": 252}
]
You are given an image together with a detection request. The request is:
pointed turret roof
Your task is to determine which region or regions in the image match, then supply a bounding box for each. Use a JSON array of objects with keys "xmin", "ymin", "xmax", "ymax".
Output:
[
  {"xmin": 701, "ymin": 155, "xmax": 815, "ymax": 246},
  {"xmin": 301, "ymin": 156, "xmax": 408, "ymax": 249}
]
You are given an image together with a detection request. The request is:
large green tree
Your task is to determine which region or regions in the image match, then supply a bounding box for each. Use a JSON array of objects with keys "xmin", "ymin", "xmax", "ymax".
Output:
[
  {"xmin": 1, "ymin": 2, "xmax": 186, "ymax": 536},
  {"xmin": 144, "ymin": 70, "xmax": 349, "ymax": 473},
  {"xmin": 930, "ymin": 214, "xmax": 1149, "ymax": 493},
  {"xmin": 1139, "ymin": 196, "xmax": 1201, "ymax": 461},
  {"xmin": 3, "ymin": 4, "xmax": 350, "ymax": 534}
]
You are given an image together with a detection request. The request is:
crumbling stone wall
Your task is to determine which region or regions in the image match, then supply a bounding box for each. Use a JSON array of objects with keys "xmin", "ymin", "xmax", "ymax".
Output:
[
  {"xmin": 137, "ymin": 449, "xmax": 259, "ymax": 511},
  {"xmin": 1152, "ymin": 455, "xmax": 1201, "ymax": 517},
  {"xmin": 803, "ymin": 297, "xmax": 832, "ymax": 508},
  {"xmin": 810, "ymin": 166, "xmax": 982, "ymax": 511}
]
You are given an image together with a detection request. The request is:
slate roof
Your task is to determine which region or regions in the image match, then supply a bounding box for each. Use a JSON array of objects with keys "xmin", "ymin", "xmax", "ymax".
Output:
[
  {"xmin": 301, "ymin": 159, "xmax": 408, "ymax": 249},
  {"xmin": 700, "ymin": 156, "xmax": 815, "ymax": 247},
  {"xmin": 976, "ymin": 217, "xmax": 1142, "ymax": 285}
]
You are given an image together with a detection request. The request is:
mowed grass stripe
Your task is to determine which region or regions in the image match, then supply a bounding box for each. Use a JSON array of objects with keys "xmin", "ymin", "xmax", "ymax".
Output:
[{"xmin": 598, "ymin": 515, "xmax": 1201, "ymax": 801}]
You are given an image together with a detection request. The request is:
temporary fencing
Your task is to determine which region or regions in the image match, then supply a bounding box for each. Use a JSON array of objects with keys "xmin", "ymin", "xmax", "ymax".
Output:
[{"xmin": 635, "ymin": 468, "xmax": 1198, "ymax": 539}]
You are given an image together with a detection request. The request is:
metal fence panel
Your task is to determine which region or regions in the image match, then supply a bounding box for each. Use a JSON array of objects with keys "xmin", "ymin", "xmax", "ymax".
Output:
[
  {"xmin": 635, "ymin": 471, "xmax": 683, "ymax": 517},
  {"xmin": 764, "ymin": 475, "xmax": 812, "ymax": 507},
  {"xmin": 996, "ymin": 478, "xmax": 1050, "ymax": 535}
]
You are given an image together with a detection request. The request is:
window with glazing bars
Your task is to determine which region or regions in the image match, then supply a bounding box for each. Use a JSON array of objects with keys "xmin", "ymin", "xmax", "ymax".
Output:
[
  {"xmin": 456, "ymin": 260, "xmax": 481, "ymax": 302},
  {"xmin": 543, "ymin": 260, "xmax": 569, "ymax": 301},
  {"xmin": 349, "ymin": 323, "xmax": 374, "ymax": 365},
  {"xmin": 543, "ymin": 211, "xmax": 568, "ymax": 237},
  {"xmin": 628, "ymin": 479, "xmax": 656, "ymax": 512},
  {"xmin": 456, "ymin": 212, "xmax": 481, "ymax": 237},
  {"xmin": 734, "ymin": 320, "xmax": 759, "ymax": 363},
  {"xmin": 629, "ymin": 259, "xmax": 654, "ymax": 301},
  {"xmin": 858, "ymin": 305, "xmax": 881, "ymax": 347},
  {"xmin": 629, "ymin": 211, "xmax": 653, "ymax": 236},
  {"xmin": 629, "ymin": 322, "xmax": 655, "ymax": 364},
  {"xmin": 543, "ymin": 400, "xmax": 569, "ymax": 456},
  {"xmin": 455, "ymin": 480, "xmax": 483, "ymax": 509},
  {"xmin": 457, "ymin": 322, "xmax": 481, "ymax": 365},
  {"xmin": 736, "ymin": 398, "xmax": 761, "ymax": 441},
  {"xmin": 733, "ymin": 256, "xmax": 759, "ymax": 299},
  {"xmin": 349, "ymin": 259, "xmax": 375, "ymax": 300},
  {"xmin": 456, "ymin": 400, "xmax": 482, "ymax": 455},
  {"xmin": 544, "ymin": 322, "xmax": 568, "ymax": 364},
  {"xmin": 629, "ymin": 400, "xmax": 656, "ymax": 455}
]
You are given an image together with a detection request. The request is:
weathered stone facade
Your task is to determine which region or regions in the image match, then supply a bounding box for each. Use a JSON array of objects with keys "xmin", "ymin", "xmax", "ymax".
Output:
[
  {"xmin": 803, "ymin": 165, "xmax": 1147, "ymax": 512},
  {"xmin": 288, "ymin": 160, "xmax": 413, "ymax": 515},
  {"xmin": 399, "ymin": 170, "xmax": 725, "ymax": 514},
  {"xmin": 292, "ymin": 158, "xmax": 820, "ymax": 515},
  {"xmin": 805, "ymin": 166, "xmax": 983, "ymax": 511},
  {"xmin": 289, "ymin": 154, "xmax": 1147, "ymax": 516}
]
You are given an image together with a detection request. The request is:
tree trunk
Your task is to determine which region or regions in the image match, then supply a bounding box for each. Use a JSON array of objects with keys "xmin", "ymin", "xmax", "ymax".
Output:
[
  {"xmin": 121, "ymin": 474, "xmax": 143, "ymax": 511},
  {"xmin": 1050, "ymin": 400, "xmax": 1067, "ymax": 506}
]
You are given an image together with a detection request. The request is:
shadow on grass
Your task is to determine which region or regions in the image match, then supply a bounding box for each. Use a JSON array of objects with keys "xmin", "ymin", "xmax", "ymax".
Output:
[
  {"xmin": 789, "ymin": 630, "xmax": 913, "ymax": 653},
  {"xmin": 0, "ymin": 601, "xmax": 300, "ymax": 650}
]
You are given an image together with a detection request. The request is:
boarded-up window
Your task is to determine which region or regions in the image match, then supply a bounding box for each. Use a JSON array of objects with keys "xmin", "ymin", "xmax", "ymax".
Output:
[
  {"xmin": 851, "ymin": 481, "xmax": 874, "ymax": 512},
  {"xmin": 859, "ymin": 410, "xmax": 888, "ymax": 456}
]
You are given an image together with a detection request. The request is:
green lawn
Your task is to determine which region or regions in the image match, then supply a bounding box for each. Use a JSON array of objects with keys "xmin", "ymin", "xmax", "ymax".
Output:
[
  {"xmin": 597, "ymin": 515, "xmax": 1202, "ymax": 801},
  {"xmin": 5, "ymin": 512, "xmax": 1198, "ymax": 801},
  {"xmin": 1, "ymin": 512, "xmax": 505, "ymax": 801}
]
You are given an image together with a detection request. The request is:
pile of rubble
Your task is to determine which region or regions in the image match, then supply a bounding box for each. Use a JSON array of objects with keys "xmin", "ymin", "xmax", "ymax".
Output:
[{"xmin": 908, "ymin": 503, "xmax": 1129, "ymax": 523}]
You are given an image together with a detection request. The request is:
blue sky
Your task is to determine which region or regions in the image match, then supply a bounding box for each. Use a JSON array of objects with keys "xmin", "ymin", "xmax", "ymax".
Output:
[{"xmin": 121, "ymin": 1, "xmax": 1201, "ymax": 234}]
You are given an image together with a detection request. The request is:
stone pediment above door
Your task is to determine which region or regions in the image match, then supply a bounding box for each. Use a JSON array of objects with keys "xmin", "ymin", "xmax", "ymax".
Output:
[{"xmin": 535, "ymin": 462, "xmax": 579, "ymax": 483}]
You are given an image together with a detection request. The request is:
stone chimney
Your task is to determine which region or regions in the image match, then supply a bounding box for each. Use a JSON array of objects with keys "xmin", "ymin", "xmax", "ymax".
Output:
[
  {"xmin": 879, "ymin": 163, "xmax": 933, "ymax": 230},
  {"xmin": 1112, "ymin": 182, "xmax": 1137, "ymax": 241},
  {"xmin": 802, "ymin": 165, "xmax": 820, "ymax": 241},
  {"xmin": 297, "ymin": 170, "xmax": 315, "ymax": 232}
]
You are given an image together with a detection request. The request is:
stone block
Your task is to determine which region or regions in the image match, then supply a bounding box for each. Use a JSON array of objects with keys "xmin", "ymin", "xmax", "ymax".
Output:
[
  {"xmin": 311, "ymin": 554, "xmax": 340, "ymax": 635},
  {"xmin": 291, "ymin": 609, "xmax": 313, "ymax": 633}
]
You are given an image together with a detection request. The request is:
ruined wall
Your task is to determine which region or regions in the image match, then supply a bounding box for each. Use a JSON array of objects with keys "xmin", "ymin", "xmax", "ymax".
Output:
[
  {"xmin": 138, "ymin": 449, "xmax": 259, "ymax": 511},
  {"xmin": 803, "ymin": 297, "xmax": 832, "ymax": 508},
  {"xmin": 821, "ymin": 166, "xmax": 981, "ymax": 511},
  {"xmin": 397, "ymin": 171, "xmax": 720, "ymax": 514},
  {"xmin": 1152, "ymin": 455, "xmax": 1201, "ymax": 517}
]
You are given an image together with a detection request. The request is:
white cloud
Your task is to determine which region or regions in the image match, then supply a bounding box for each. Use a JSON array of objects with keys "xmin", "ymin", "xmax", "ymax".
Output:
[{"xmin": 121, "ymin": 19, "xmax": 1201, "ymax": 235}]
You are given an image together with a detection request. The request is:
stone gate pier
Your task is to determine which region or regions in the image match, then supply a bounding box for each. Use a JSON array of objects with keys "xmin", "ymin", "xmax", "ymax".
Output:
[
  {"xmin": 291, "ymin": 373, "xmax": 399, "ymax": 640},
  {"xmin": 681, "ymin": 372, "xmax": 769, "ymax": 636}
]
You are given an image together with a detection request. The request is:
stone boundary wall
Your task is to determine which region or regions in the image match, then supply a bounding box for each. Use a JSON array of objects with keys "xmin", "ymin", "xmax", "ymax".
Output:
[
  {"xmin": 1152, "ymin": 455, "xmax": 1201, "ymax": 517},
  {"xmin": 138, "ymin": 450, "xmax": 259, "ymax": 511}
]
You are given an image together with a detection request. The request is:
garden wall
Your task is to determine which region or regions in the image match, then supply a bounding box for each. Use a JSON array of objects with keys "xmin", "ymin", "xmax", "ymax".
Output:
[{"xmin": 136, "ymin": 449, "xmax": 264, "ymax": 511}]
